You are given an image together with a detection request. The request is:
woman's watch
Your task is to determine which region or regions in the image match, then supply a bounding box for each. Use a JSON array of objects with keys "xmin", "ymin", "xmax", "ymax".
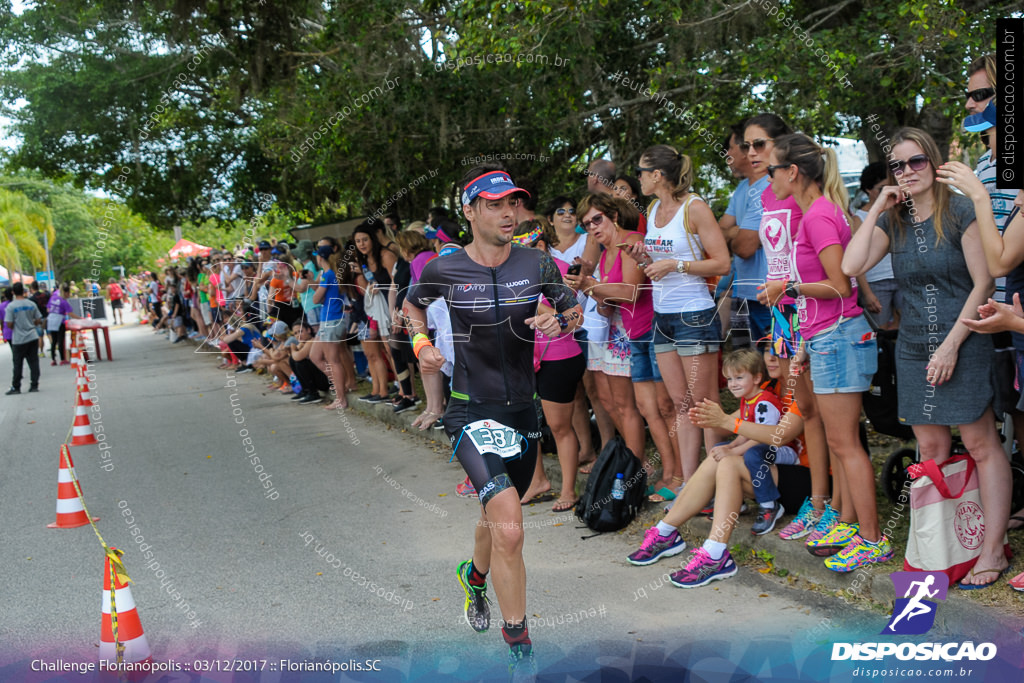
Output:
[
  {"xmin": 676, "ymin": 260, "xmax": 689, "ymax": 274},
  {"xmin": 784, "ymin": 281, "xmax": 801, "ymax": 298}
]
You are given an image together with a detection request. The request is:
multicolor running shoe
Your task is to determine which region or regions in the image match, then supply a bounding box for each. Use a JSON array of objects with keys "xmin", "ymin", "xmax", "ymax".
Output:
[
  {"xmin": 824, "ymin": 535, "xmax": 894, "ymax": 572},
  {"xmin": 778, "ymin": 497, "xmax": 822, "ymax": 540},
  {"xmin": 801, "ymin": 504, "xmax": 840, "ymax": 546},
  {"xmin": 456, "ymin": 476, "xmax": 477, "ymax": 498},
  {"xmin": 626, "ymin": 527, "xmax": 686, "ymax": 566},
  {"xmin": 508, "ymin": 644, "xmax": 537, "ymax": 682},
  {"xmin": 669, "ymin": 548, "xmax": 738, "ymax": 588},
  {"xmin": 806, "ymin": 521, "xmax": 859, "ymax": 558},
  {"xmin": 456, "ymin": 560, "xmax": 490, "ymax": 632}
]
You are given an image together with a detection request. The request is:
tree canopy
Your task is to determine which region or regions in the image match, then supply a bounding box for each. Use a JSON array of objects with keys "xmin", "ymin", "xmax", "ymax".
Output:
[{"xmin": 0, "ymin": 0, "xmax": 1011, "ymax": 227}]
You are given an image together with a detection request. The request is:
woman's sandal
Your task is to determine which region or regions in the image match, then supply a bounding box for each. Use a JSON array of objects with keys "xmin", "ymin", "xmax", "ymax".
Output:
[
  {"xmin": 552, "ymin": 498, "xmax": 578, "ymax": 512},
  {"xmin": 648, "ymin": 488, "xmax": 677, "ymax": 504}
]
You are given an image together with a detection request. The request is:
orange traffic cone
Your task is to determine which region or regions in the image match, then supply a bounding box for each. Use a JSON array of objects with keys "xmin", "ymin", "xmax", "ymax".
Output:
[
  {"xmin": 71, "ymin": 390, "xmax": 98, "ymax": 446},
  {"xmin": 47, "ymin": 444, "xmax": 98, "ymax": 528},
  {"xmin": 77, "ymin": 372, "xmax": 93, "ymax": 403},
  {"xmin": 100, "ymin": 549, "xmax": 152, "ymax": 668}
]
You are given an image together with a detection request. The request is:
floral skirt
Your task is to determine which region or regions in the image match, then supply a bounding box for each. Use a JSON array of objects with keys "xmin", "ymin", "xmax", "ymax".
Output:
[{"xmin": 586, "ymin": 310, "xmax": 632, "ymax": 377}]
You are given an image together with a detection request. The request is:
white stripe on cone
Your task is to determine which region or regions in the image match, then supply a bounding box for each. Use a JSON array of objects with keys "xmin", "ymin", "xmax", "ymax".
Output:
[
  {"xmin": 100, "ymin": 587, "xmax": 137, "ymax": 614},
  {"xmin": 56, "ymin": 497, "xmax": 87, "ymax": 514}
]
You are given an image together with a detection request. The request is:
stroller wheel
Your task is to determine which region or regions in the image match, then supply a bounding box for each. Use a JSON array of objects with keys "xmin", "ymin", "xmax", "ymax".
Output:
[{"xmin": 881, "ymin": 447, "xmax": 917, "ymax": 504}]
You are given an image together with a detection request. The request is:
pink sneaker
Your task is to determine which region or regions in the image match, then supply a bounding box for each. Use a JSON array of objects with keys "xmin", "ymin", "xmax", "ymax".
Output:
[{"xmin": 456, "ymin": 476, "xmax": 477, "ymax": 498}]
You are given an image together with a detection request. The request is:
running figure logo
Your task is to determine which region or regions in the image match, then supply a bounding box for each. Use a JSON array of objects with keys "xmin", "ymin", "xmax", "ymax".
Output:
[{"xmin": 882, "ymin": 572, "xmax": 949, "ymax": 635}]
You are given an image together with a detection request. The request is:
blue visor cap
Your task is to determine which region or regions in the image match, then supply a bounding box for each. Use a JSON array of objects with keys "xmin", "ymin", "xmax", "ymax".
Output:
[
  {"xmin": 964, "ymin": 100, "xmax": 996, "ymax": 133},
  {"xmin": 461, "ymin": 171, "xmax": 530, "ymax": 207}
]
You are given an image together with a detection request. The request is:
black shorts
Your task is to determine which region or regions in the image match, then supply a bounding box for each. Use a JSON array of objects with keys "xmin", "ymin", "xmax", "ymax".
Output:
[
  {"xmin": 535, "ymin": 354, "xmax": 585, "ymax": 404},
  {"xmin": 227, "ymin": 339, "xmax": 249, "ymax": 358},
  {"xmin": 444, "ymin": 399, "xmax": 540, "ymax": 508},
  {"xmin": 111, "ymin": 299, "xmax": 123, "ymax": 310}
]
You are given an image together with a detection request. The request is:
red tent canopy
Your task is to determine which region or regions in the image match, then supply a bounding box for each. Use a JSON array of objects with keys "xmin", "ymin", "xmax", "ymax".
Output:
[{"xmin": 168, "ymin": 239, "xmax": 211, "ymax": 259}]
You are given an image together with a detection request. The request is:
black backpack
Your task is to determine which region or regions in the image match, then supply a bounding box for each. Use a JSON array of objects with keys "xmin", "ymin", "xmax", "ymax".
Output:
[{"xmin": 575, "ymin": 436, "xmax": 647, "ymax": 534}]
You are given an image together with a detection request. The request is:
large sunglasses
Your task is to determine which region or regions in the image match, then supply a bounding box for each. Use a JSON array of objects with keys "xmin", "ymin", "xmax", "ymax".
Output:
[
  {"xmin": 966, "ymin": 87, "xmax": 995, "ymax": 103},
  {"xmin": 766, "ymin": 163, "xmax": 791, "ymax": 179},
  {"xmin": 740, "ymin": 138, "xmax": 774, "ymax": 153},
  {"xmin": 555, "ymin": 207, "xmax": 575, "ymax": 216},
  {"xmin": 581, "ymin": 213, "xmax": 606, "ymax": 231},
  {"xmin": 634, "ymin": 166, "xmax": 657, "ymax": 176},
  {"xmin": 889, "ymin": 154, "xmax": 930, "ymax": 175}
]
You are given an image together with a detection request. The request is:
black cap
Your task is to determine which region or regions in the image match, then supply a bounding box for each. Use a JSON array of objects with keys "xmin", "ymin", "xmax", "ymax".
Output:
[{"xmin": 257, "ymin": 240, "xmax": 272, "ymax": 250}]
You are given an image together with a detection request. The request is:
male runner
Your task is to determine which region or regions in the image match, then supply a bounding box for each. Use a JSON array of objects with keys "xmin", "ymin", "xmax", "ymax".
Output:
[{"xmin": 404, "ymin": 164, "xmax": 582, "ymax": 680}]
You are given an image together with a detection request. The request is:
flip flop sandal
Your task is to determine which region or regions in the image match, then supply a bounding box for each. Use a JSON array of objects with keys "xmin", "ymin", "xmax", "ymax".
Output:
[
  {"xmin": 522, "ymin": 491, "xmax": 557, "ymax": 505},
  {"xmin": 578, "ymin": 460, "xmax": 597, "ymax": 474},
  {"xmin": 552, "ymin": 498, "xmax": 578, "ymax": 512},
  {"xmin": 957, "ymin": 566, "xmax": 1009, "ymax": 590},
  {"xmin": 647, "ymin": 487, "xmax": 677, "ymax": 504}
]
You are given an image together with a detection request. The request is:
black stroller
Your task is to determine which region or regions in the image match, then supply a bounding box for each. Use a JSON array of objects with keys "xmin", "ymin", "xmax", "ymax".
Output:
[{"xmin": 861, "ymin": 323, "xmax": 1024, "ymax": 512}]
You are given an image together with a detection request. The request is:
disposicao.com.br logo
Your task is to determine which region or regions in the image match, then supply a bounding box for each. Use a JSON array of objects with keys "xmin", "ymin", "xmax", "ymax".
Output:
[{"xmin": 831, "ymin": 571, "xmax": 997, "ymax": 662}]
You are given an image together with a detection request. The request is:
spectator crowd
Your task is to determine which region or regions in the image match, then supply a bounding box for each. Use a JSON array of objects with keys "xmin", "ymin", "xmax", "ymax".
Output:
[{"xmin": 12, "ymin": 53, "xmax": 1020, "ymax": 593}]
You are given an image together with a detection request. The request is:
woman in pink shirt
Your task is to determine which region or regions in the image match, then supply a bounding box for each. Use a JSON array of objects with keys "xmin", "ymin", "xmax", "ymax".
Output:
[
  {"xmin": 511, "ymin": 218, "xmax": 586, "ymax": 511},
  {"xmin": 760, "ymin": 133, "xmax": 886, "ymax": 574}
]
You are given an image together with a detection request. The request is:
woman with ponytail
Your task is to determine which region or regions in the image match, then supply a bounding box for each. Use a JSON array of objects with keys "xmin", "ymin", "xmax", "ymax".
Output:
[
  {"xmin": 743, "ymin": 115, "xmax": 834, "ymax": 546},
  {"xmin": 627, "ymin": 144, "xmax": 731, "ymax": 484},
  {"xmin": 760, "ymin": 133, "xmax": 888, "ymax": 573},
  {"xmin": 845, "ymin": 127, "xmax": 1010, "ymax": 587}
]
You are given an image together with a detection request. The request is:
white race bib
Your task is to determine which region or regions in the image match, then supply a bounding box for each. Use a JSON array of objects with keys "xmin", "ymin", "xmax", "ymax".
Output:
[{"xmin": 463, "ymin": 420, "xmax": 524, "ymax": 460}]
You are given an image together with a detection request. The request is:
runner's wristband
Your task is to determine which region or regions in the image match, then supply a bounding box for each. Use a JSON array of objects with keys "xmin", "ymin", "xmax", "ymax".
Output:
[
  {"xmin": 412, "ymin": 333, "xmax": 433, "ymax": 359},
  {"xmin": 733, "ymin": 418, "xmax": 742, "ymax": 434}
]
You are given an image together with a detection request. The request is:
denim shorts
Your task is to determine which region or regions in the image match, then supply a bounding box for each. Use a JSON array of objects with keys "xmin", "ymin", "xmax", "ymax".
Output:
[
  {"xmin": 628, "ymin": 327, "xmax": 663, "ymax": 382},
  {"xmin": 317, "ymin": 315, "xmax": 350, "ymax": 342},
  {"xmin": 807, "ymin": 315, "xmax": 877, "ymax": 394},
  {"xmin": 652, "ymin": 307, "xmax": 722, "ymax": 356}
]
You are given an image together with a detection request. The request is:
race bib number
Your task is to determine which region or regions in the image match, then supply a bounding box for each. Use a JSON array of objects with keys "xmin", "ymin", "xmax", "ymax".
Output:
[{"xmin": 464, "ymin": 420, "xmax": 523, "ymax": 460}]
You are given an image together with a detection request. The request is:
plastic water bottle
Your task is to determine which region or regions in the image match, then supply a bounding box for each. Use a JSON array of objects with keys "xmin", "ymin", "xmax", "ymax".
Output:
[
  {"xmin": 361, "ymin": 265, "xmax": 375, "ymax": 283},
  {"xmin": 610, "ymin": 473, "xmax": 626, "ymax": 518},
  {"xmin": 611, "ymin": 473, "xmax": 626, "ymax": 500}
]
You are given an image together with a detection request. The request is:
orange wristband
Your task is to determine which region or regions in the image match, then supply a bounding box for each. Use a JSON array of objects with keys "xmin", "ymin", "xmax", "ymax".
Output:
[
  {"xmin": 733, "ymin": 418, "xmax": 742, "ymax": 434},
  {"xmin": 412, "ymin": 333, "xmax": 433, "ymax": 359}
]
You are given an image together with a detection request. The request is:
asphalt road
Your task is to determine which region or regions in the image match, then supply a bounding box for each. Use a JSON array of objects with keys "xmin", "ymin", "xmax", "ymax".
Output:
[{"xmin": 0, "ymin": 316, "xmax": 1018, "ymax": 682}]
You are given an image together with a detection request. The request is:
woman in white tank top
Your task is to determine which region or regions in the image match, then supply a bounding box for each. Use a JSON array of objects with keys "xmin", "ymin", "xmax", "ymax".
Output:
[{"xmin": 627, "ymin": 144, "xmax": 731, "ymax": 483}]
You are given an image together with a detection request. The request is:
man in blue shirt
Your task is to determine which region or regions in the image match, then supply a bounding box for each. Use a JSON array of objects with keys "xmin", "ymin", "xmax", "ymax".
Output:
[{"xmin": 719, "ymin": 123, "xmax": 771, "ymax": 343}]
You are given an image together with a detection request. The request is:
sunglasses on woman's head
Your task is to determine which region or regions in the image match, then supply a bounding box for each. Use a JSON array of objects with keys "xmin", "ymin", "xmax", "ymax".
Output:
[
  {"xmin": 889, "ymin": 154, "xmax": 930, "ymax": 175},
  {"xmin": 740, "ymin": 138, "xmax": 774, "ymax": 152},
  {"xmin": 581, "ymin": 213, "xmax": 606, "ymax": 231},
  {"xmin": 555, "ymin": 208, "xmax": 575, "ymax": 216},
  {"xmin": 966, "ymin": 87, "xmax": 995, "ymax": 103}
]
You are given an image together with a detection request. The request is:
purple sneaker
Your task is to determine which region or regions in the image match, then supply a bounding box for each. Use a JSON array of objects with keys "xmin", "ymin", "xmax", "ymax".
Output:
[
  {"xmin": 669, "ymin": 548, "xmax": 738, "ymax": 588},
  {"xmin": 626, "ymin": 526, "xmax": 686, "ymax": 566}
]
